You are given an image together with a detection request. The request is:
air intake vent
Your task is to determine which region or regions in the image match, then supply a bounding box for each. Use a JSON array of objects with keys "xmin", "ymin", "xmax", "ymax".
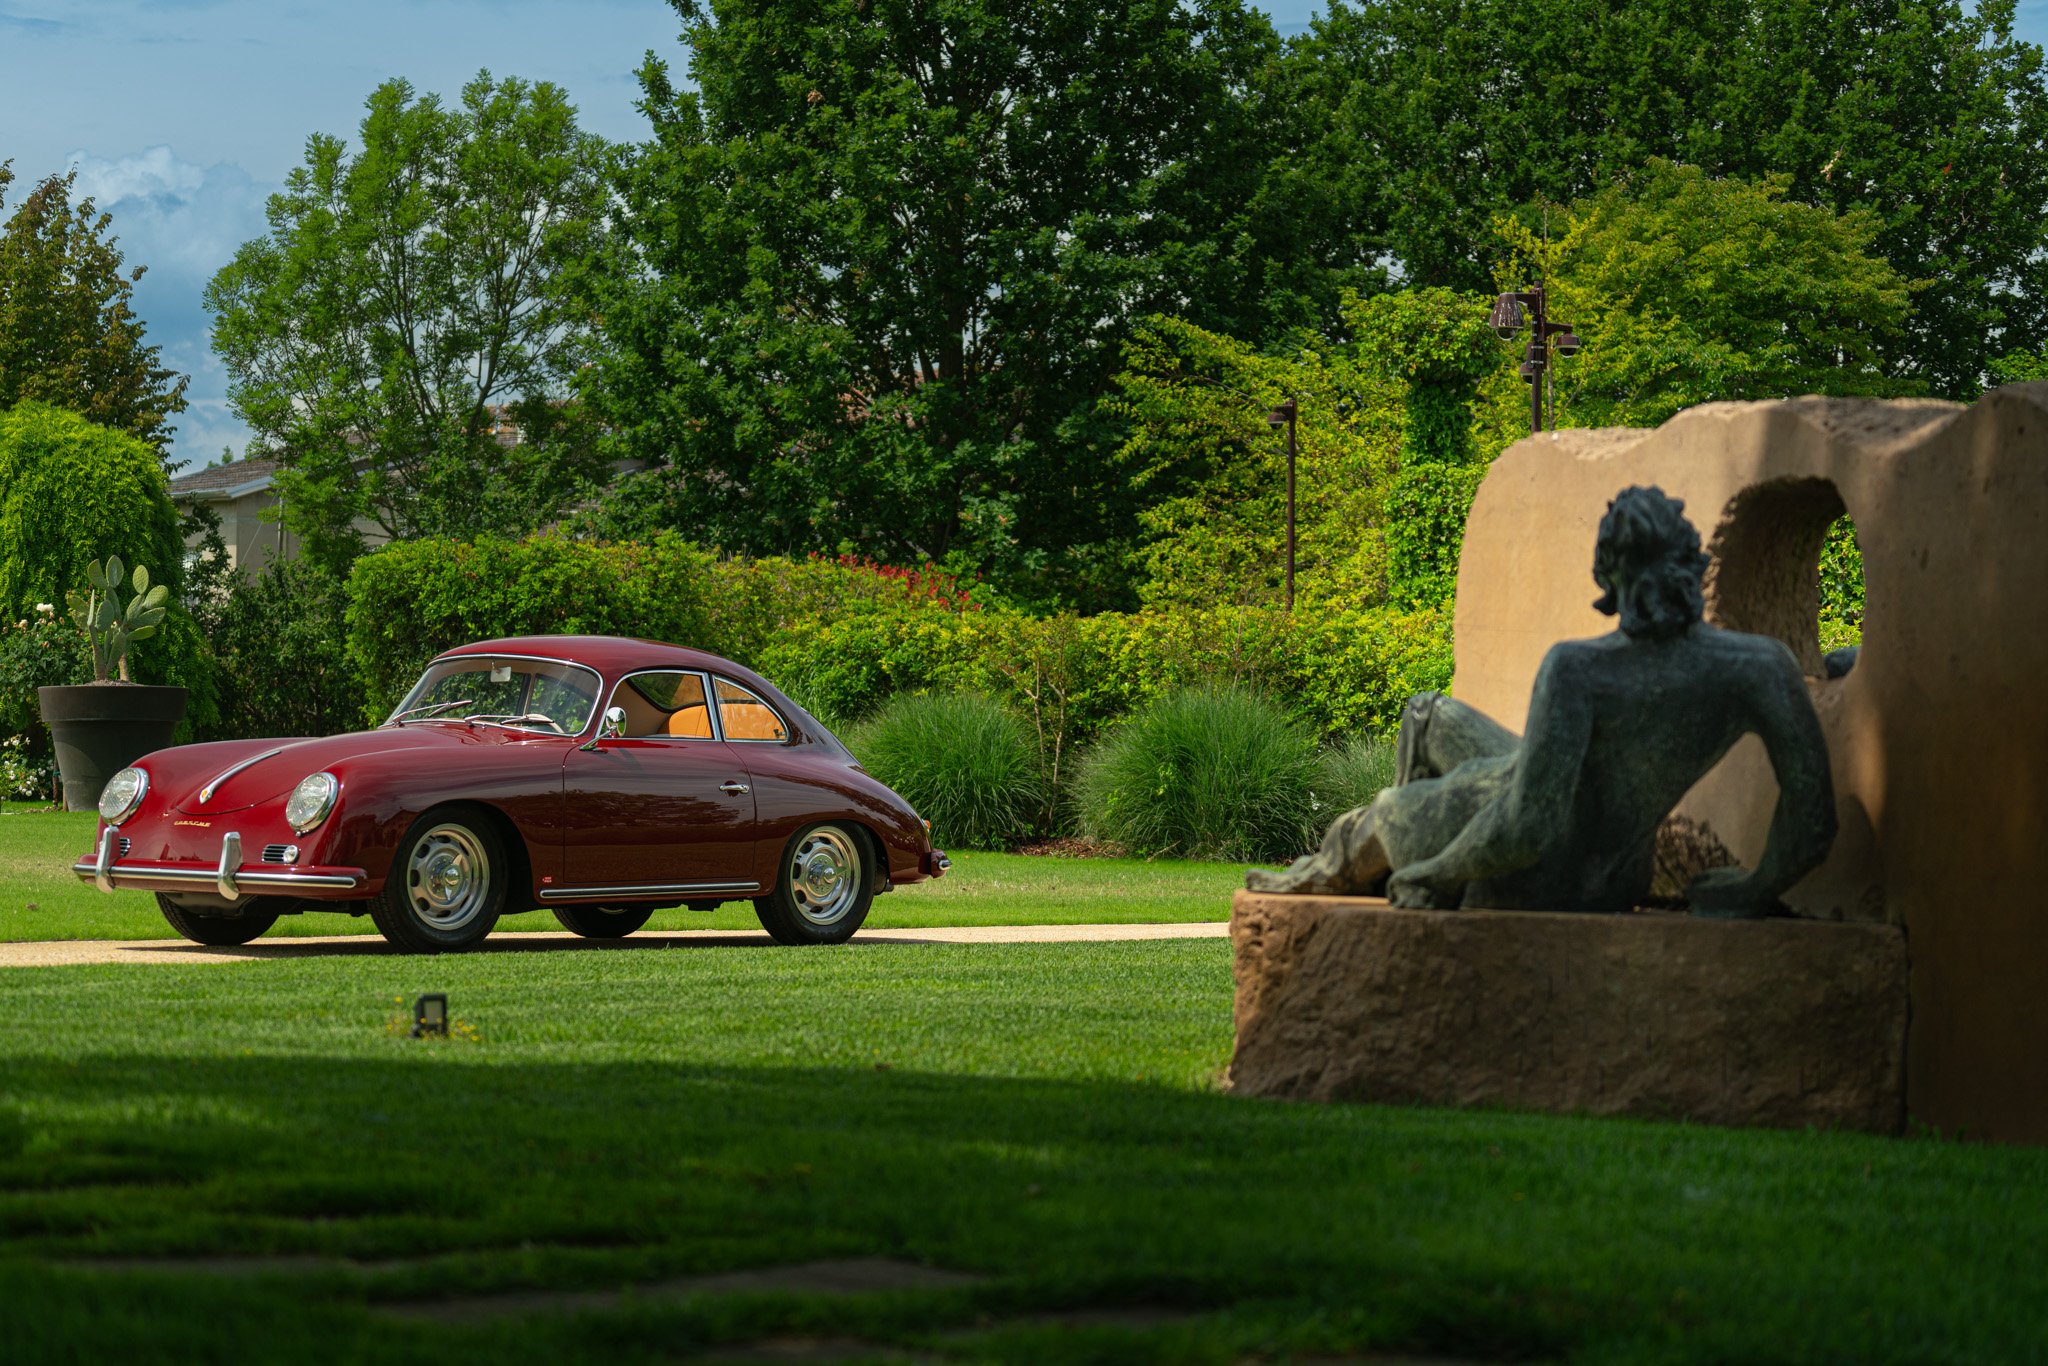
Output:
[
  {"xmin": 261, "ymin": 844, "xmax": 299, "ymax": 865},
  {"xmin": 117, "ymin": 837, "xmax": 131, "ymax": 856}
]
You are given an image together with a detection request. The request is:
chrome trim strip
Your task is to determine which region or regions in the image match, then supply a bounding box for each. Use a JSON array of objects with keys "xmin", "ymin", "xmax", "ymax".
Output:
[
  {"xmin": 198, "ymin": 747, "xmax": 284, "ymax": 805},
  {"xmin": 94, "ymin": 827, "xmax": 116, "ymax": 894},
  {"xmin": 217, "ymin": 832, "xmax": 242, "ymax": 900},
  {"xmin": 71, "ymin": 861, "xmax": 364, "ymax": 891},
  {"xmin": 537, "ymin": 880, "xmax": 760, "ymax": 902}
]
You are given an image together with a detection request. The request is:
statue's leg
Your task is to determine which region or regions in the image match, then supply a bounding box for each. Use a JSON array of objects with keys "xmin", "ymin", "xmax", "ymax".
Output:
[
  {"xmin": 1395, "ymin": 692, "xmax": 1521, "ymax": 785},
  {"xmin": 1244, "ymin": 799, "xmax": 1394, "ymax": 895},
  {"xmin": 1244, "ymin": 752, "xmax": 1520, "ymax": 896}
]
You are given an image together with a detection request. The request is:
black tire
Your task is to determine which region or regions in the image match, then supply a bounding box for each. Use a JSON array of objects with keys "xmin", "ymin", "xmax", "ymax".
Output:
[
  {"xmin": 368, "ymin": 807, "xmax": 507, "ymax": 953},
  {"xmin": 551, "ymin": 904, "xmax": 655, "ymax": 938},
  {"xmin": 155, "ymin": 893, "xmax": 280, "ymax": 946},
  {"xmin": 753, "ymin": 822, "xmax": 874, "ymax": 946}
]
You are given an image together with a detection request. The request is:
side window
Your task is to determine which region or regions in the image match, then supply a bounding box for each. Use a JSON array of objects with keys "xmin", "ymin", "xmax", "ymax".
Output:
[
  {"xmin": 714, "ymin": 678, "xmax": 789, "ymax": 742},
  {"xmin": 621, "ymin": 672, "xmax": 716, "ymax": 740}
]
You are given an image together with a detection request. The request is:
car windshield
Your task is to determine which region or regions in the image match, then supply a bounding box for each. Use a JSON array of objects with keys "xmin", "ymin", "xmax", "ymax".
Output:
[{"xmin": 386, "ymin": 657, "xmax": 601, "ymax": 735}]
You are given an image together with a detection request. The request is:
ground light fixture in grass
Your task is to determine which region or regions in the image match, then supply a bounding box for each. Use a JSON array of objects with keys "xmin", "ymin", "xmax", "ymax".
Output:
[
  {"xmin": 1, "ymin": 942, "xmax": 2045, "ymax": 1363},
  {"xmin": 1076, "ymin": 686, "xmax": 1324, "ymax": 861},
  {"xmin": 847, "ymin": 691, "xmax": 1044, "ymax": 850}
]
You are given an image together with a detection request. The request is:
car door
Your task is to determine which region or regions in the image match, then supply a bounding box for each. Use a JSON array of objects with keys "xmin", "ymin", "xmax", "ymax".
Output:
[{"xmin": 556, "ymin": 670, "xmax": 760, "ymax": 897}]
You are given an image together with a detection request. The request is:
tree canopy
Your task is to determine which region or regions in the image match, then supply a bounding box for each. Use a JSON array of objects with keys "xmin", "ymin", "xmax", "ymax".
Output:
[
  {"xmin": 1497, "ymin": 161, "xmax": 1916, "ymax": 429},
  {"xmin": 585, "ymin": 0, "xmax": 1359, "ymax": 605},
  {"xmin": 1292, "ymin": 0, "xmax": 2048, "ymax": 397},
  {"xmin": 206, "ymin": 72, "xmax": 617, "ymax": 571},
  {"xmin": 0, "ymin": 165, "xmax": 189, "ymax": 452}
]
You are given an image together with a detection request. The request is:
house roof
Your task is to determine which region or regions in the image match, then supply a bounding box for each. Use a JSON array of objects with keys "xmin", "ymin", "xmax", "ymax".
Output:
[{"xmin": 168, "ymin": 456, "xmax": 280, "ymax": 500}]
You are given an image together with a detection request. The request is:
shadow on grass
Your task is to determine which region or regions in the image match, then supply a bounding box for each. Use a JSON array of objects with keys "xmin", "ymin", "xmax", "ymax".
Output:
[{"xmin": 4, "ymin": 1053, "xmax": 2047, "ymax": 1365}]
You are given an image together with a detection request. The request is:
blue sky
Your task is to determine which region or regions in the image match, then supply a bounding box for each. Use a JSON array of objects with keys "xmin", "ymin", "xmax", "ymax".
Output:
[{"xmin": 2, "ymin": 0, "xmax": 2043, "ymax": 468}]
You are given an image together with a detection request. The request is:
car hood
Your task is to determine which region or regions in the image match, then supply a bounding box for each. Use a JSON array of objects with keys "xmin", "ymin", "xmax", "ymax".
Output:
[{"xmin": 163, "ymin": 725, "xmax": 540, "ymax": 815}]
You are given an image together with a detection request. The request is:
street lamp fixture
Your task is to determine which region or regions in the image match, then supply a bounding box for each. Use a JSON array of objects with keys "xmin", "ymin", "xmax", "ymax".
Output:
[
  {"xmin": 1267, "ymin": 398, "xmax": 1298, "ymax": 611},
  {"xmin": 1488, "ymin": 285, "xmax": 1580, "ymax": 433}
]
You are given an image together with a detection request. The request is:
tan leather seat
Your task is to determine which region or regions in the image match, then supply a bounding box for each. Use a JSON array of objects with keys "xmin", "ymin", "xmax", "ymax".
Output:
[{"xmin": 666, "ymin": 703, "xmax": 713, "ymax": 738}]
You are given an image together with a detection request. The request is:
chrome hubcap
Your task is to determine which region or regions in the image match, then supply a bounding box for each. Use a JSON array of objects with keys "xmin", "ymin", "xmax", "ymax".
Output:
[
  {"xmin": 790, "ymin": 827, "xmax": 860, "ymax": 926},
  {"xmin": 408, "ymin": 823, "xmax": 490, "ymax": 930}
]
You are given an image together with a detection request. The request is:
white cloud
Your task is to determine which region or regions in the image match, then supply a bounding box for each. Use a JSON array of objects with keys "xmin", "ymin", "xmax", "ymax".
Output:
[{"xmin": 56, "ymin": 146, "xmax": 273, "ymax": 465}]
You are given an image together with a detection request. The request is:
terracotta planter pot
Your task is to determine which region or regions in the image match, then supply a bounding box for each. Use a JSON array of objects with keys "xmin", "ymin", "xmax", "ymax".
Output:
[{"xmin": 37, "ymin": 684, "xmax": 188, "ymax": 813}]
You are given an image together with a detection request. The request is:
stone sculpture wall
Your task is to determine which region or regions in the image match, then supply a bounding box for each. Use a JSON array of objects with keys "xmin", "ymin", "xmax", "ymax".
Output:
[{"xmin": 1451, "ymin": 387, "xmax": 2048, "ymax": 1141}]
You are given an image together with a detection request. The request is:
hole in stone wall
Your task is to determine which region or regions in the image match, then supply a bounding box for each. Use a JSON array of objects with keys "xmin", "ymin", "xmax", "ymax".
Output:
[{"xmin": 1701, "ymin": 478, "xmax": 1865, "ymax": 678}]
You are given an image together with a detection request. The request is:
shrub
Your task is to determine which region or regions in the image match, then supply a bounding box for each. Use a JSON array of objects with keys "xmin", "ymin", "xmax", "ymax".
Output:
[
  {"xmin": 0, "ymin": 402, "xmax": 215, "ymax": 733},
  {"xmin": 849, "ymin": 693, "xmax": 1042, "ymax": 850},
  {"xmin": 198, "ymin": 561, "xmax": 367, "ymax": 740},
  {"xmin": 1074, "ymin": 687, "xmax": 1323, "ymax": 861}
]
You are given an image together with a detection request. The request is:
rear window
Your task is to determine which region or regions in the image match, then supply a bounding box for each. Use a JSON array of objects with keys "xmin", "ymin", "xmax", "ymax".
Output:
[{"xmin": 715, "ymin": 678, "xmax": 789, "ymax": 742}]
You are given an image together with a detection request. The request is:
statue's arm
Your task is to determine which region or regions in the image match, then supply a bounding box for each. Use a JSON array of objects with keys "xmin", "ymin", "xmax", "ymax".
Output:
[
  {"xmin": 1690, "ymin": 646, "xmax": 1839, "ymax": 917},
  {"xmin": 1387, "ymin": 653, "xmax": 1591, "ymax": 907}
]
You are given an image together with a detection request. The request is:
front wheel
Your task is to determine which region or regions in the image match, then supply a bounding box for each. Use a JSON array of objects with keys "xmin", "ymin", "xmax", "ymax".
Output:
[
  {"xmin": 155, "ymin": 893, "xmax": 279, "ymax": 946},
  {"xmin": 753, "ymin": 823, "xmax": 873, "ymax": 946},
  {"xmin": 369, "ymin": 808, "xmax": 506, "ymax": 953},
  {"xmin": 551, "ymin": 904, "xmax": 655, "ymax": 938}
]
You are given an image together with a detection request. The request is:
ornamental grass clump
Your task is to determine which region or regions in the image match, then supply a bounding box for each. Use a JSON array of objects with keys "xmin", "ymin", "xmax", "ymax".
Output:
[
  {"xmin": 1317, "ymin": 732, "xmax": 1397, "ymax": 832},
  {"xmin": 1075, "ymin": 687, "xmax": 1322, "ymax": 861},
  {"xmin": 849, "ymin": 692, "xmax": 1042, "ymax": 851}
]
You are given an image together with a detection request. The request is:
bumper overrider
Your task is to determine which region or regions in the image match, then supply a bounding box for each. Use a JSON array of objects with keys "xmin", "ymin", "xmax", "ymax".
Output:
[{"xmin": 73, "ymin": 828, "xmax": 367, "ymax": 900}]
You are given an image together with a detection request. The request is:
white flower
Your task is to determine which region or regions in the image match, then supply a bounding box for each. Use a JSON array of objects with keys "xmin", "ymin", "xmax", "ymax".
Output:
[{"xmin": 34, "ymin": 603, "xmax": 53, "ymax": 615}]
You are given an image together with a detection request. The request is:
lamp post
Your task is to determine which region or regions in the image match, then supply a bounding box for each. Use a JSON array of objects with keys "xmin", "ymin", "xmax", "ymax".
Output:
[
  {"xmin": 1488, "ymin": 286, "xmax": 1581, "ymax": 434},
  {"xmin": 1266, "ymin": 398, "xmax": 1298, "ymax": 611}
]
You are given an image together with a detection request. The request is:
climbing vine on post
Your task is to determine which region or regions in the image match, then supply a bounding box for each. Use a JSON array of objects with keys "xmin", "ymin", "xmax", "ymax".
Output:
[{"xmin": 1347, "ymin": 288, "xmax": 1501, "ymax": 608}]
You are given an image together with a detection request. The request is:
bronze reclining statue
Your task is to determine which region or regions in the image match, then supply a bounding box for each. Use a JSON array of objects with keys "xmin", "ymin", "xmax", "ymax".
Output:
[{"xmin": 1248, "ymin": 486, "xmax": 1837, "ymax": 918}]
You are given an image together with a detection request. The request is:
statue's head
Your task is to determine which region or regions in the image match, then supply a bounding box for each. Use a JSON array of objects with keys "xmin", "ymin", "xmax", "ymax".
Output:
[{"xmin": 1592, "ymin": 486, "xmax": 1709, "ymax": 639}]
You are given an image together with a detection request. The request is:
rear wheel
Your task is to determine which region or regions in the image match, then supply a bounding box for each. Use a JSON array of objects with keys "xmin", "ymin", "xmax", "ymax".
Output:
[
  {"xmin": 753, "ymin": 823, "xmax": 873, "ymax": 946},
  {"xmin": 551, "ymin": 904, "xmax": 655, "ymax": 938},
  {"xmin": 369, "ymin": 808, "xmax": 506, "ymax": 953},
  {"xmin": 155, "ymin": 893, "xmax": 280, "ymax": 946}
]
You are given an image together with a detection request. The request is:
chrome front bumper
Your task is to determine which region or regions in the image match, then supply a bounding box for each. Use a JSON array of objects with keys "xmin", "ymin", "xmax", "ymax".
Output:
[{"xmin": 74, "ymin": 828, "xmax": 366, "ymax": 899}]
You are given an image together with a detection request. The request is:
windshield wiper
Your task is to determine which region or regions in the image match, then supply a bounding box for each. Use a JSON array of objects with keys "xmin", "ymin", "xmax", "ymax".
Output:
[
  {"xmin": 386, "ymin": 698, "xmax": 473, "ymax": 725},
  {"xmin": 462, "ymin": 712, "xmax": 565, "ymax": 733}
]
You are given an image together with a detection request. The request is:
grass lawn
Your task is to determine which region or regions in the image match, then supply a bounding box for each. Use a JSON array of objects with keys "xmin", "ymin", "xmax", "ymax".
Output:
[
  {"xmin": 0, "ymin": 803, "xmax": 1244, "ymax": 941},
  {"xmin": 2, "ymin": 940, "xmax": 2044, "ymax": 1364}
]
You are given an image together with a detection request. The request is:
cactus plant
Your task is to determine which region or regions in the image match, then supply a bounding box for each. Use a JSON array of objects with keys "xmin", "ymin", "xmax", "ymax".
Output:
[{"xmin": 65, "ymin": 555, "xmax": 171, "ymax": 683}]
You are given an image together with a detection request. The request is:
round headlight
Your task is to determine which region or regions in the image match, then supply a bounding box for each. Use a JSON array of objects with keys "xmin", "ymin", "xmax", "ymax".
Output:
[
  {"xmin": 98, "ymin": 767, "xmax": 148, "ymax": 824},
  {"xmin": 284, "ymin": 772, "xmax": 340, "ymax": 834}
]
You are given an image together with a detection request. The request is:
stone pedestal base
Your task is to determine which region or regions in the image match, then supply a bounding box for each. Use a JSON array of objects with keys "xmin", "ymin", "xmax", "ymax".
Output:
[{"xmin": 1229, "ymin": 892, "xmax": 1908, "ymax": 1133}]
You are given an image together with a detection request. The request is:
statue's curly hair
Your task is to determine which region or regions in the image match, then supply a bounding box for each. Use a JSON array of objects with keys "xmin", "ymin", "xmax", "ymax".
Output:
[{"xmin": 1591, "ymin": 486, "xmax": 1709, "ymax": 639}]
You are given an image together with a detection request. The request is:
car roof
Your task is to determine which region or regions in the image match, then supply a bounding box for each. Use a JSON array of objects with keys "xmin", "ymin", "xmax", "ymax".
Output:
[
  {"xmin": 440, "ymin": 635, "xmax": 749, "ymax": 679},
  {"xmin": 434, "ymin": 635, "xmax": 849, "ymax": 755}
]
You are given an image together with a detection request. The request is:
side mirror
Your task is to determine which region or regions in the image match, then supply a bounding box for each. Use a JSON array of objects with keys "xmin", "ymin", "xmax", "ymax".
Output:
[{"xmin": 580, "ymin": 706, "xmax": 627, "ymax": 752}]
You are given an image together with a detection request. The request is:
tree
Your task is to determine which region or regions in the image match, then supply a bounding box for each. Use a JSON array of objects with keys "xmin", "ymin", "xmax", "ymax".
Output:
[
  {"xmin": 1497, "ymin": 162, "xmax": 1915, "ymax": 429},
  {"xmin": 588, "ymin": 0, "xmax": 1353, "ymax": 605},
  {"xmin": 206, "ymin": 73, "xmax": 617, "ymax": 571},
  {"xmin": 0, "ymin": 164, "xmax": 189, "ymax": 451},
  {"xmin": 1109, "ymin": 313, "xmax": 1403, "ymax": 613},
  {"xmin": 1292, "ymin": 0, "xmax": 2048, "ymax": 397}
]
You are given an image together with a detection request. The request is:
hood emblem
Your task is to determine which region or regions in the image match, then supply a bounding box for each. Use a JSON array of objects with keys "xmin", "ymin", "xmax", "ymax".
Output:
[
  {"xmin": 198, "ymin": 747, "xmax": 286, "ymax": 804},
  {"xmin": 175, "ymin": 819, "xmax": 212, "ymax": 828}
]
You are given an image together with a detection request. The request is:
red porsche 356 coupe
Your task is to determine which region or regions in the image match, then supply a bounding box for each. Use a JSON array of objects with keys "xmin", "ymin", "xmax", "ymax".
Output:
[{"xmin": 71, "ymin": 636, "xmax": 948, "ymax": 952}]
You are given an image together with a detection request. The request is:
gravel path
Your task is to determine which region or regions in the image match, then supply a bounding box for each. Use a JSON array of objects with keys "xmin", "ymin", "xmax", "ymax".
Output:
[{"xmin": 0, "ymin": 921, "xmax": 1229, "ymax": 968}]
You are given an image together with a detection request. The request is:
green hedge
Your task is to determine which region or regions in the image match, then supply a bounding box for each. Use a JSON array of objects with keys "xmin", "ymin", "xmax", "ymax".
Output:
[{"xmin": 345, "ymin": 533, "xmax": 1454, "ymax": 813}]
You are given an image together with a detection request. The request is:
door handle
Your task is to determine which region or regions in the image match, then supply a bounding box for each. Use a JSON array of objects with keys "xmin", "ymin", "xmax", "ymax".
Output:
[{"xmin": 720, "ymin": 780, "xmax": 750, "ymax": 795}]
